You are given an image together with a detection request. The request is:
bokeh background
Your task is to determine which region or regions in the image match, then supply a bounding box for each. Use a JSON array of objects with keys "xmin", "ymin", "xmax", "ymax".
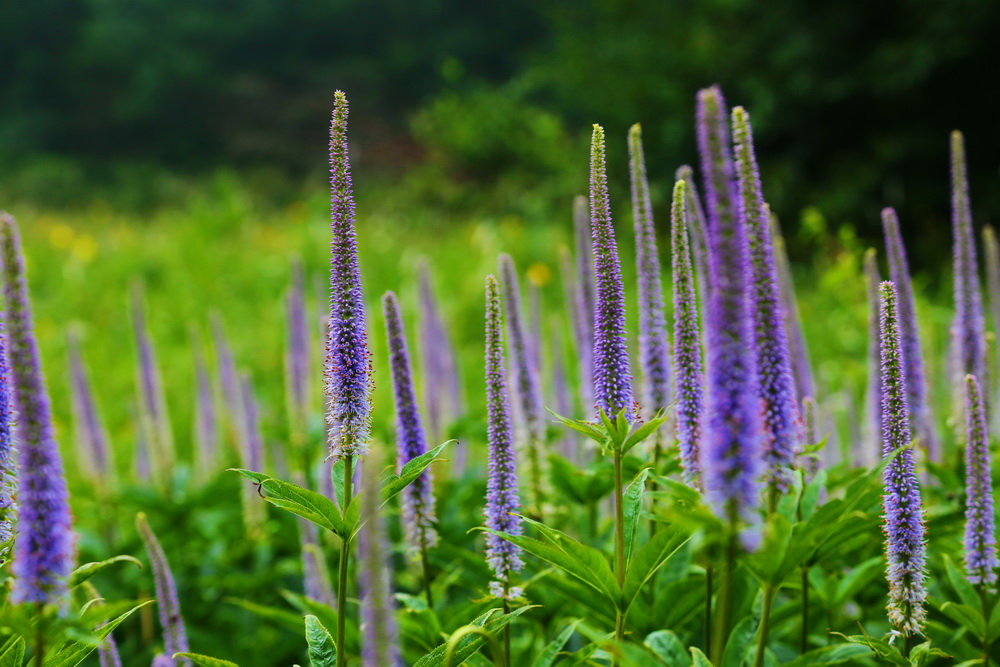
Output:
[{"xmin": 1, "ymin": 2, "xmax": 999, "ymax": 663}]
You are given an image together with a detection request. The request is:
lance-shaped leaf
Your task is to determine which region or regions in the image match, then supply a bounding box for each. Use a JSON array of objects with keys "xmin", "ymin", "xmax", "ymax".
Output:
[{"xmin": 305, "ymin": 615, "xmax": 337, "ymax": 667}]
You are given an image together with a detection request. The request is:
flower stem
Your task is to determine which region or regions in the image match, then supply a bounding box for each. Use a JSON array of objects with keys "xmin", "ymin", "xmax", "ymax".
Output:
[
  {"xmin": 705, "ymin": 563, "xmax": 714, "ymax": 652},
  {"xmin": 711, "ymin": 530, "xmax": 738, "ymax": 664},
  {"xmin": 800, "ymin": 566, "xmax": 809, "ymax": 654},
  {"xmin": 503, "ymin": 580, "xmax": 511, "ymax": 667},
  {"xmin": 336, "ymin": 454, "xmax": 354, "ymax": 667},
  {"xmin": 753, "ymin": 583, "xmax": 776, "ymax": 667},
  {"xmin": 981, "ymin": 584, "xmax": 992, "ymax": 666},
  {"xmin": 613, "ymin": 447, "xmax": 626, "ymax": 664},
  {"xmin": 420, "ymin": 543, "xmax": 434, "ymax": 609}
]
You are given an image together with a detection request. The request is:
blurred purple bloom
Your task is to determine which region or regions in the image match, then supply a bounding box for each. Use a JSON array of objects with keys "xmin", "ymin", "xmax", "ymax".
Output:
[
  {"xmin": 696, "ymin": 86, "xmax": 738, "ymax": 242},
  {"xmin": 864, "ymin": 249, "xmax": 884, "ymax": 454},
  {"xmin": 983, "ymin": 225, "xmax": 1000, "ymax": 340},
  {"xmin": 325, "ymin": 90, "xmax": 373, "ymax": 461},
  {"xmin": 882, "ymin": 207, "xmax": 937, "ymax": 460},
  {"xmin": 674, "ymin": 164, "xmax": 712, "ymax": 301},
  {"xmin": 68, "ymin": 330, "xmax": 112, "ymax": 482},
  {"xmin": 670, "ymin": 179, "xmax": 705, "ymax": 487},
  {"xmin": 732, "ymin": 107, "xmax": 801, "ymax": 493},
  {"xmin": 286, "ymin": 260, "xmax": 312, "ymax": 438},
  {"xmin": 2, "ymin": 213, "xmax": 75, "ymax": 606},
  {"xmin": 301, "ymin": 541, "xmax": 336, "ymax": 608},
  {"xmin": 136, "ymin": 512, "xmax": 191, "ymax": 665},
  {"xmin": 191, "ymin": 335, "xmax": 218, "ymax": 479},
  {"xmin": 590, "ymin": 124, "xmax": 635, "ymax": 421},
  {"xmin": 358, "ymin": 452, "xmax": 401, "ymax": 666},
  {"xmin": 878, "ymin": 281, "xmax": 927, "ymax": 637},
  {"xmin": 132, "ymin": 284, "xmax": 174, "ymax": 477},
  {"xmin": 771, "ymin": 216, "xmax": 814, "ymax": 403},
  {"xmin": 417, "ymin": 260, "xmax": 463, "ymax": 445},
  {"xmin": 483, "ymin": 275, "xmax": 523, "ymax": 593},
  {"xmin": 963, "ymin": 374, "xmax": 996, "ymax": 585},
  {"xmin": 383, "ymin": 291, "xmax": 438, "ymax": 552}
]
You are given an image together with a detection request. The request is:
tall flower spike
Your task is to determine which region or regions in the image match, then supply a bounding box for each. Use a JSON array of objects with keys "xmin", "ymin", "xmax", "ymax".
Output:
[
  {"xmin": 771, "ymin": 214, "xmax": 815, "ymax": 403},
  {"xmin": 301, "ymin": 541, "xmax": 337, "ymax": 608},
  {"xmin": 1, "ymin": 213, "xmax": 74, "ymax": 605},
  {"xmin": 628, "ymin": 124, "xmax": 672, "ymax": 429},
  {"xmin": 590, "ymin": 124, "xmax": 635, "ymax": 421},
  {"xmin": 239, "ymin": 374, "xmax": 266, "ymax": 531},
  {"xmin": 572, "ymin": 195, "xmax": 596, "ymax": 411},
  {"xmin": 132, "ymin": 284, "xmax": 174, "ymax": 478},
  {"xmin": 483, "ymin": 275, "xmax": 523, "ymax": 596},
  {"xmin": 878, "ymin": 281, "xmax": 927, "ymax": 638},
  {"xmin": 498, "ymin": 254, "xmax": 547, "ymax": 512},
  {"xmin": 286, "ymin": 260, "xmax": 312, "ymax": 446},
  {"xmin": 382, "ymin": 291, "xmax": 438, "ymax": 553},
  {"xmin": 671, "ymin": 180, "xmax": 705, "ymax": 487},
  {"xmin": 417, "ymin": 260, "xmax": 462, "ymax": 445},
  {"xmin": 68, "ymin": 330, "xmax": 112, "ymax": 482},
  {"xmin": 964, "ymin": 374, "xmax": 997, "ymax": 585},
  {"xmin": 882, "ymin": 207, "xmax": 937, "ymax": 460},
  {"xmin": 136, "ymin": 513, "xmax": 191, "ymax": 665},
  {"xmin": 951, "ymin": 131, "xmax": 987, "ymax": 409},
  {"xmin": 674, "ymin": 165, "xmax": 712, "ymax": 299},
  {"xmin": 357, "ymin": 451, "xmax": 401, "ymax": 666},
  {"xmin": 210, "ymin": 313, "xmax": 240, "ymax": 436},
  {"xmin": 0, "ymin": 321, "xmax": 15, "ymax": 549},
  {"xmin": 325, "ymin": 90, "xmax": 373, "ymax": 461},
  {"xmin": 800, "ymin": 396, "xmax": 821, "ymax": 477},
  {"xmin": 864, "ymin": 249, "xmax": 884, "ymax": 456},
  {"xmin": 732, "ymin": 107, "xmax": 800, "ymax": 496},
  {"xmin": 698, "ymin": 104, "xmax": 763, "ymax": 541},
  {"xmin": 191, "ymin": 334, "xmax": 219, "ymax": 480}
]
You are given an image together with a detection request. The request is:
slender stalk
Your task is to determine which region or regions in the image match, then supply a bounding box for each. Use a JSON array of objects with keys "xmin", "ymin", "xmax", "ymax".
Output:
[
  {"xmin": 800, "ymin": 567, "xmax": 809, "ymax": 654},
  {"xmin": 503, "ymin": 581, "xmax": 511, "ymax": 667},
  {"xmin": 705, "ymin": 564, "xmax": 714, "ymax": 652},
  {"xmin": 336, "ymin": 454, "xmax": 354, "ymax": 667},
  {"xmin": 711, "ymin": 532, "xmax": 737, "ymax": 663},
  {"xmin": 420, "ymin": 544, "xmax": 434, "ymax": 609},
  {"xmin": 34, "ymin": 621, "xmax": 43, "ymax": 667},
  {"xmin": 903, "ymin": 630, "xmax": 914, "ymax": 659},
  {"xmin": 981, "ymin": 585, "xmax": 991, "ymax": 666},
  {"xmin": 613, "ymin": 447, "xmax": 626, "ymax": 664},
  {"xmin": 753, "ymin": 583, "xmax": 776, "ymax": 667}
]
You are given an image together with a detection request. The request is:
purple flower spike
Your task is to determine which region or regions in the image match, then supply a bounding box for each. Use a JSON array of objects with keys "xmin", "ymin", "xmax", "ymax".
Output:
[
  {"xmin": 963, "ymin": 374, "xmax": 997, "ymax": 585},
  {"xmin": 132, "ymin": 284, "xmax": 174, "ymax": 477},
  {"xmin": 417, "ymin": 260, "xmax": 463, "ymax": 444},
  {"xmin": 695, "ymin": 97, "xmax": 764, "ymax": 542},
  {"xmin": 800, "ymin": 396, "xmax": 821, "ymax": 477},
  {"xmin": 325, "ymin": 91, "xmax": 373, "ymax": 462},
  {"xmin": 136, "ymin": 513, "xmax": 191, "ymax": 665},
  {"xmin": 240, "ymin": 374, "xmax": 265, "ymax": 473},
  {"xmin": 878, "ymin": 281, "xmax": 927, "ymax": 637},
  {"xmin": 498, "ymin": 254, "xmax": 546, "ymax": 512},
  {"xmin": 484, "ymin": 275, "xmax": 523, "ymax": 596},
  {"xmin": 572, "ymin": 195, "xmax": 596, "ymax": 412},
  {"xmin": 864, "ymin": 249, "xmax": 884, "ymax": 454},
  {"xmin": 771, "ymin": 216, "xmax": 815, "ymax": 403},
  {"xmin": 628, "ymin": 124, "xmax": 672, "ymax": 430},
  {"xmin": 882, "ymin": 208, "xmax": 937, "ymax": 460},
  {"xmin": 382, "ymin": 291, "xmax": 438, "ymax": 552},
  {"xmin": 358, "ymin": 452, "xmax": 401, "ymax": 666},
  {"xmin": 673, "ymin": 165, "xmax": 712, "ymax": 300},
  {"xmin": 590, "ymin": 124, "xmax": 635, "ymax": 421},
  {"xmin": 732, "ymin": 107, "xmax": 801, "ymax": 495},
  {"xmin": 301, "ymin": 541, "xmax": 336, "ymax": 608},
  {"xmin": 0, "ymin": 321, "xmax": 15, "ymax": 548},
  {"xmin": 1, "ymin": 213, "xmax": 75, "ymax": 606},
  {"xmin": 287, "ymin": 260, "xmax": 312, "ymax": 438},
  {"xmin": 210, "ymin": 314, "xmax": 239, "ymax": 432},
  {"xmin": 670, "ymin": 179, "xmax": 705, "ymax": 487},
  {"xmin": 950, "ymin": 131, "xmax": 987, "ymax": 407},
  {"xmin": 191, "ymin": 336, "xmax": 218, "ymax": 479},
  {"xmin": 68, "ymin": 331, "xmax": 112, "ymax": 482}
]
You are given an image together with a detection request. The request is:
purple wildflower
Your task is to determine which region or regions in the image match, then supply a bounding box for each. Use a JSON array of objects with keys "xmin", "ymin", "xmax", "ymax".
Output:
[
  {"xmin": 882, "ymin": 207, "xmax": 937, "ymax": 460},
  {"xmin": 325, "ymin": 90, "xmax": 373, "ymax": 461},
  {"xmin": 132, "ymin": 284, "xmax": 174, "ymax": 477},
  {"xmin": 674, "ymin": 165, "xmax": 712, "ymax": 300},
  {"xmin": 670, "ymin": 179, "xmax": 705, "ymax": 487},
  {"xmin": 590, "ymin": 124, "xmax": 635, "ymax": 421},
  {"xmin": 800, "ymin": 396, "xmax": 821, "ymax": 477},
  {"xmin": 878, "ymin": 281, "xmax": 927, "ymax": 637},
  {"xmin": 498, "ymin": 254, "xmax": 547, "ymax": 512},
  {"xmin": 417, "ymin": 260, "xmax": 463, "ymax": 444},
  {"xmin": 382, "ymin": 291, "xmax": 437, "ymax": 552},
  {"xmin": 286, "ymin": 260, "xmax": 312, "ymax": 440},
  {"xmin": 629, "ymin": 124, "xmax": 672, "ymax": 436},
  {"xmin": 358, "ymin": 451, "xmax": 401, "ymax": 666},
  {"xmin": 864, "ymin": 249, "xmax": 884, "ymax": 454},
  {"xmin": 551, "ymin": 330, "xmax": 576, "ymax": 462},
  {"xmin": 950, "ymin": 131, "xmax": 987, "ymax": 408},
  {"xmin": 240, "ymin": 374, "xmax": 265, "ymax": 473},
  {"xmin": 67, "ymin": 330, "xmax": 112, "ymax": 482},
  {"xmin": 695, "ymin": 93, "xmax": 763, "ymax": 540},
  {"xmin": 772, "ymin": 216, "xmax": 815, "ymax": 403},
  {"xmin": 963, "ymin": 374, "xmax": 996, "ymax": 585},
  {"xmin": 210, "ymin": 313, "xmax": 240, "ymax": 439},
  {"xmin": 732, "ymin": 107, "xmax": 801, "ymax": 495},
  {"xmin": 483, "ymin": 275, "xmax": 523, "ymax": 596},
  {"xmin": 136, "ymin": 513, "xmax": 191, "ymax": 665},
  {"xmin": 572, "ymin": 195, "xmax": 596, "ymax": 411},
  {"xmin": 191, "ymin": 335, "xmax": 218, "ymax": 479},
  {"xmin": 0, "ymin": 320, "xmax": 15, "ymax": 548},
  {"xmin": 1, "ymin": 213, "xmax": 75, "ymax": 605},
  {"xmin": 301, "ymin": 540, "xmax": 336, "ymax": 608}
]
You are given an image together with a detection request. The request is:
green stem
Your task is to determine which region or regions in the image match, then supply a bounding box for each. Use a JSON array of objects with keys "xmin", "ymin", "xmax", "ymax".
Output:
[
  {"xmin": 420, "ymin": 543, "xmax": 434, "ymax": 609},
  {"xmin": 800, "ymin": 566, "xmax": 809, "ymax": 654},
  {"xmin": 502, "ymin": 581, "xmax": 511, "ymax": 667},
  {"xmin": 981, "ymin": 584, "xmax": 991, "ymax": 666},
  {"xmin": 753, "ymin": 583, "xmax": 776, "ymax": 667},
  {"xmin": 705, "ymin": 563, "xmax": 714, "ymax": 653},
  {"xmin": 528, "ymin": 437, "xmax": 545, "ymax": 523},
  {"xmin": 34, "ymin": 621, "xmax": 43, "ymax": 667},
  {"xmin": 711, "ymin": 530, "xmax": 738, "ymax": 664},
  {"xmin": 903, "ymin": 632, "xmax": 914, "ymax": 659},
  {"xmin": 336, "ymin": 455, "xmax": 353, "ymax": 667},
  {"xmin": 613, "ymin": 447, "xmax": 626, "ymax": 665}
]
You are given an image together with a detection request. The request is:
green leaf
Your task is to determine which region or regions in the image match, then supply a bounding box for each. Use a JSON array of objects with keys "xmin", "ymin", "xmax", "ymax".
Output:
[
  {"xmin": 745, "ymin": 514, "xmax": 793, "ymax": 584},
  {"xmin": 622, "ymin": 414, "xmax": 668, "ymax": 454},
  {"xmin": 0, "ymin": 636, "xmax": 25, "ymax": 667},
  {"xmin": 225, "ymin": 598, "xmax": 306, "ymax": 635},
  {"xmin": 548, "ymin": 409, "xmax": 606, "ymax": 445},
  {"xmin": 68, "ymin": 555, "xmax": 143, "ymax": 587},
  {"xmin": 832, "ymin": 633, "xmax": 909, "ymax": 667},
  {"xmin": 939, "ymin": 601, "xmax": 985, "ymax": 637},
  {"xmin": 799, "ymin": 469, "xmax": 826, "ymax": 520},
  {"xmin": 43, "ymin": 600, "xmax": 154, "ymax": 667},
  {"xmin": 413, "ymin": 606, "xmax": 536, "ymax": 667},
  {"xmin": 721, "ymin": 616, "xmax": 756, "ymax": 667},
  {"xmin": 260, "ymin": 477, "xmax": 347, "ymax": 536},
  {"xmin": 833, "ymin": 556, "xmax": 883, "ymax": 606},
  {"xmin": 382, "ymin": 441, "xmax": 449, "ymax": 504},
  {"xmin": 520, "ymin": 516, "xmax": 619, "ymax": 603},
  {"xmin": 782, "ymin": 644, "xmax": 873, "ymax": 667},
  {"xmin": 943, "ymin": 555, "xmax": 980, "ymax": 609},
  {"xmin": 173, "ymin": 654, "xmax": 239, "ymax": 667},
  {"xmin": 305, "ymin": 615, "xmax": 337, "ymax": 667},
  {"xmin": 643, "ymin": 630, "xmax": 687, "ymax": 665},
  {"xmin": 623, "ymin": 468, "xmax": 651, "ymax": 564},
  {"xmin": 689, "ymin": 647, "xmax": 714, "ymax": 667},
  {"xmin": 622, "ymin": 525, "xmax": 692, "ymax": 612},
  {"xmin": 529, "ymin": 619, "xmax": 580, "ymax": 667},
  {"xmin": 907, "ymin": 641, "xmax": 950, "ymax": 666},
  {"xmin": 331, "ymin": 458, "xmax": 347, "ymax": 508}
]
